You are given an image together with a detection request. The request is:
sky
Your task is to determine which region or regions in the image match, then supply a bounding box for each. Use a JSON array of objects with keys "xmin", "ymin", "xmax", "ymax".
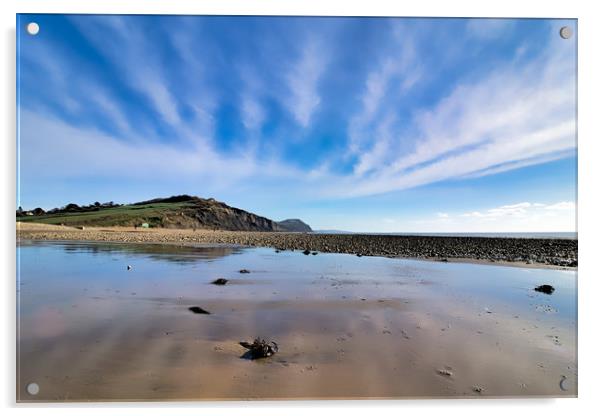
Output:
[{"xmin": 17, "ymin": 15, "xmax": 577, "ymax": 232}]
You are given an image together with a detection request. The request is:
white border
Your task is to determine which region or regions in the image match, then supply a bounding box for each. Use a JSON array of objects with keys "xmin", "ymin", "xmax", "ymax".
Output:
[{"xmin": 2, "ymin": 1, "xmax": 601, "ymax": 415}]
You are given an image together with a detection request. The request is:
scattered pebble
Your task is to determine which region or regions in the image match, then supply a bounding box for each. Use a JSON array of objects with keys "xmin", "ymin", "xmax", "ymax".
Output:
[
  {"xmin": 239, "ymin": 338, "xmax": 278, "ymax": 359},
  {"xmin": 188, "ymin": 306, "xmax": 210, "ymax": 314},
  {"xmin": 534, "ymin": 284, "xmax": 555, "ymax": 295},
  {"xmin": 18, "ymin": 226, "xmax": 578, "ymax": 267}
]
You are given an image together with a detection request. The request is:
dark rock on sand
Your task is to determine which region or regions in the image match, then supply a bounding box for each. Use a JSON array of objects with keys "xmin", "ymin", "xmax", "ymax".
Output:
[
  {"xmin": 303, "ymin": 249, "xmax": 311, "ymax": 255},
  {"xmin": 188, "ymin": 306, "xmax": 211, "ymax": 314},
  {"xmin": 534, "ymin": 284, "xmax": 555, "ymax": 295},
  {"xmin": 239, "ymin": 338, "xmax": 279, "ymax": 359},
  {"xmin": 211, "ymin": 278, "xmax": 228, "ymax": 285},
  {"xmin": 239, "ymin": 269, "xmax": 250, "ymax": 274}
]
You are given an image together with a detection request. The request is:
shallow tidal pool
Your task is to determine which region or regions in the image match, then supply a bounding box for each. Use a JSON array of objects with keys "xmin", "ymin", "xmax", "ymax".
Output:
[{"xmin": 17, "ymin": 241, "xmax": 577, "ymax": 401}]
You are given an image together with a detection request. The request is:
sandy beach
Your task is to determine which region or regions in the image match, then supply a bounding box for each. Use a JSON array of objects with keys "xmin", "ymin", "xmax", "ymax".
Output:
[
  {"xmin": 17, "ymin": 238, "xmax": 577, "ymax": 401},
  {"xmin": 17, "ymin": 223, "xmax": 577, "ymax": 269}
]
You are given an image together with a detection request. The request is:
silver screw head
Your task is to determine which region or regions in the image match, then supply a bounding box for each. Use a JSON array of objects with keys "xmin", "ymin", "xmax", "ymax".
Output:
[{"xmin": 559, "ymin": 26, "xmax": 573, "ymax": 39}]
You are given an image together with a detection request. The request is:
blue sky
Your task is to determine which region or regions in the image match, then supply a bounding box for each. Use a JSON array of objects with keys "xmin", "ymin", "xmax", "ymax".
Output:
[{"xmin": 17, "ymin": 15, "xmax": 577, "ymax": 232}]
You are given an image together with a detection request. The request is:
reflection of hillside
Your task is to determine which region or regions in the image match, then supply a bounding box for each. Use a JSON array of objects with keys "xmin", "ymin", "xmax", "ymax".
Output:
[{"xmin": 58, "ymin": 242, "xmax": 242, "ymax": 263}]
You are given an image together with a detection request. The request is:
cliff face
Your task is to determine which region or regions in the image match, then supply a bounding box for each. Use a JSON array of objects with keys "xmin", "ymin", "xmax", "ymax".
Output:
[
  {"xmin": 141, "ymin": 196, "xmax": 311, "ymax": 232},
  {"xmin": 276, "ymin": 219, "xmax": 313, "ymax": 232},
  {"xmin": 149, "ymin": 196, "xmax": 279, "ymax": 231}
]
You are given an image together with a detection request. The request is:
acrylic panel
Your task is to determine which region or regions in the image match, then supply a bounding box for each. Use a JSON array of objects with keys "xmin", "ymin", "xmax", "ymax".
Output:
[{"xmin": 16, "ymin": 14, "xmax": 577, "ymax": 402}]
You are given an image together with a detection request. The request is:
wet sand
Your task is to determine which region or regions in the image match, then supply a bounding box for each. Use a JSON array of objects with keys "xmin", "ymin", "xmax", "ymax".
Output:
[{"xmin": 17, "ymin": 241, "xmax": 577, "ymax": 401}]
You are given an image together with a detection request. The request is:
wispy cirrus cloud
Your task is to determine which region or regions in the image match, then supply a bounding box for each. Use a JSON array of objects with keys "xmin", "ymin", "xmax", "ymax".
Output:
[
  {"xmin": 348, "ymin": 21, "xmax": 422, "ymax": 166},
  {"xmin": 70, "ymin": 16, "xmax": 182, "ymax": 128},
  {"xmin": 320, "ymin": 23, "xmax": 576, "ymax": 198},
  {"xmin": 241, "ymin": 95, "xmax": 266, "ymax": 131},
  {"xmin": 19, "ymin": 109, "xmax": 300, "ymax": 186},
  {"xmin": 466, "ymin": 18, "xmax": 515, "ymax": 40},
  {"xmin": 284, "ymin": 38, "xmax": 329, "ymax": 128},
  {"xmin": 18, "ymin": 16, "xmax": 576, "ymax": 231}
]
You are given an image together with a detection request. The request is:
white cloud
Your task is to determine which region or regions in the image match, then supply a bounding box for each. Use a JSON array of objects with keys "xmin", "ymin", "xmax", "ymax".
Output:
[
  {"xmin": 321, "ymin": 32, "xmax": 576, "ymax": 198},
  {"xmin": 85, "ymin": 86, "xmax": 132, "ymax": 135},
  {"xmin": 353, "ymin": 113, "xmax": 395, "ymax": 176},
  {"xmin": 419, "ymin": 200, "xmax": 576, "ymax": 232},
  {"xmin": 285, "ymin": 39, "xmax": 328, "ymax": 127},
  {"xmin": 545, "ymin": 201, "xmax": 576, "ymax": 211},
  {"xmin": 18, "ymin": 110, "xmax": 299, "ymax": 188},
  {"xmin": 348, "ymin": 24, "xmax": 421, "ymax": 156},
  {"xmin": 463, "ymin": 202, "xmax": 533, "ymax": 218},
  {"xmin": 241, "ymin": 95, "xmax": 265, "ymax": 131},
  {"xmin": 466, "ymin": 19, "xmax": 515, "ymax": 40},
  {"xmin": 71, "ymin": 16, "xmax": 181, "ymax": 127}
]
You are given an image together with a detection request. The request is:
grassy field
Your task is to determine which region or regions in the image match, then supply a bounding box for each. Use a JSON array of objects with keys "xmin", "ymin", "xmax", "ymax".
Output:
[{"xmin": 16, "ymin": 202, "xmax": 196, "ymax": 227}]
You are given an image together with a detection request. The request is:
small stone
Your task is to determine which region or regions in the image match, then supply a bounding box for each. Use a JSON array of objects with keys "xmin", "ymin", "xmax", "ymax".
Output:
[
  {"xmin": 211, "ymin": 278, "xmax": 228, "ymax": 285},
  {"xmin": 534, "ymin": 284, "xmax": 555, "ymax": 295},
  {"xmin": 188, "ymin": 306, "xmax": 210, "ymax": 314},
  {"xmin": 239, "ymin": 269, "xmax": 250, "ymax": 274},
  {"xmin": 239, "ymin": 338, "xmax": 278, "ymax": 359},
  {"xmin": 437, "ymin": 368, "xmax": 453, "ymax": 377}
]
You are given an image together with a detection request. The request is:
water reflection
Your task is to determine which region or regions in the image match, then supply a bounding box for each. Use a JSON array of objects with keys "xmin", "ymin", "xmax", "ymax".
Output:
[
  {"xmin": 24, "ymin": 240, "xmax": 243, "ymax": 264},
  {"xmin": 16, "ymin": 240, "xmax": 577, "ymax": 401}
]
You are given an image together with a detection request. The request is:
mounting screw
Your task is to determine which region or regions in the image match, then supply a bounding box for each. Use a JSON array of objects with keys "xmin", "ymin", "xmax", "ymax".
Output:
[{"xmin": 559, "ymin": 26, "xmax": 573, "ymax": 39}]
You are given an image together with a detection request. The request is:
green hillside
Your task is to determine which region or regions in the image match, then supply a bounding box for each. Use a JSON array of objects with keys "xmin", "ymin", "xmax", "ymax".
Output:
[
  {"xmin": 17, "ymin": 201, "xmax": 195, "ymax": 228},
  {"xmin": 17, "ymin": 195, "xmax": 313, "ymax": 232}
]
